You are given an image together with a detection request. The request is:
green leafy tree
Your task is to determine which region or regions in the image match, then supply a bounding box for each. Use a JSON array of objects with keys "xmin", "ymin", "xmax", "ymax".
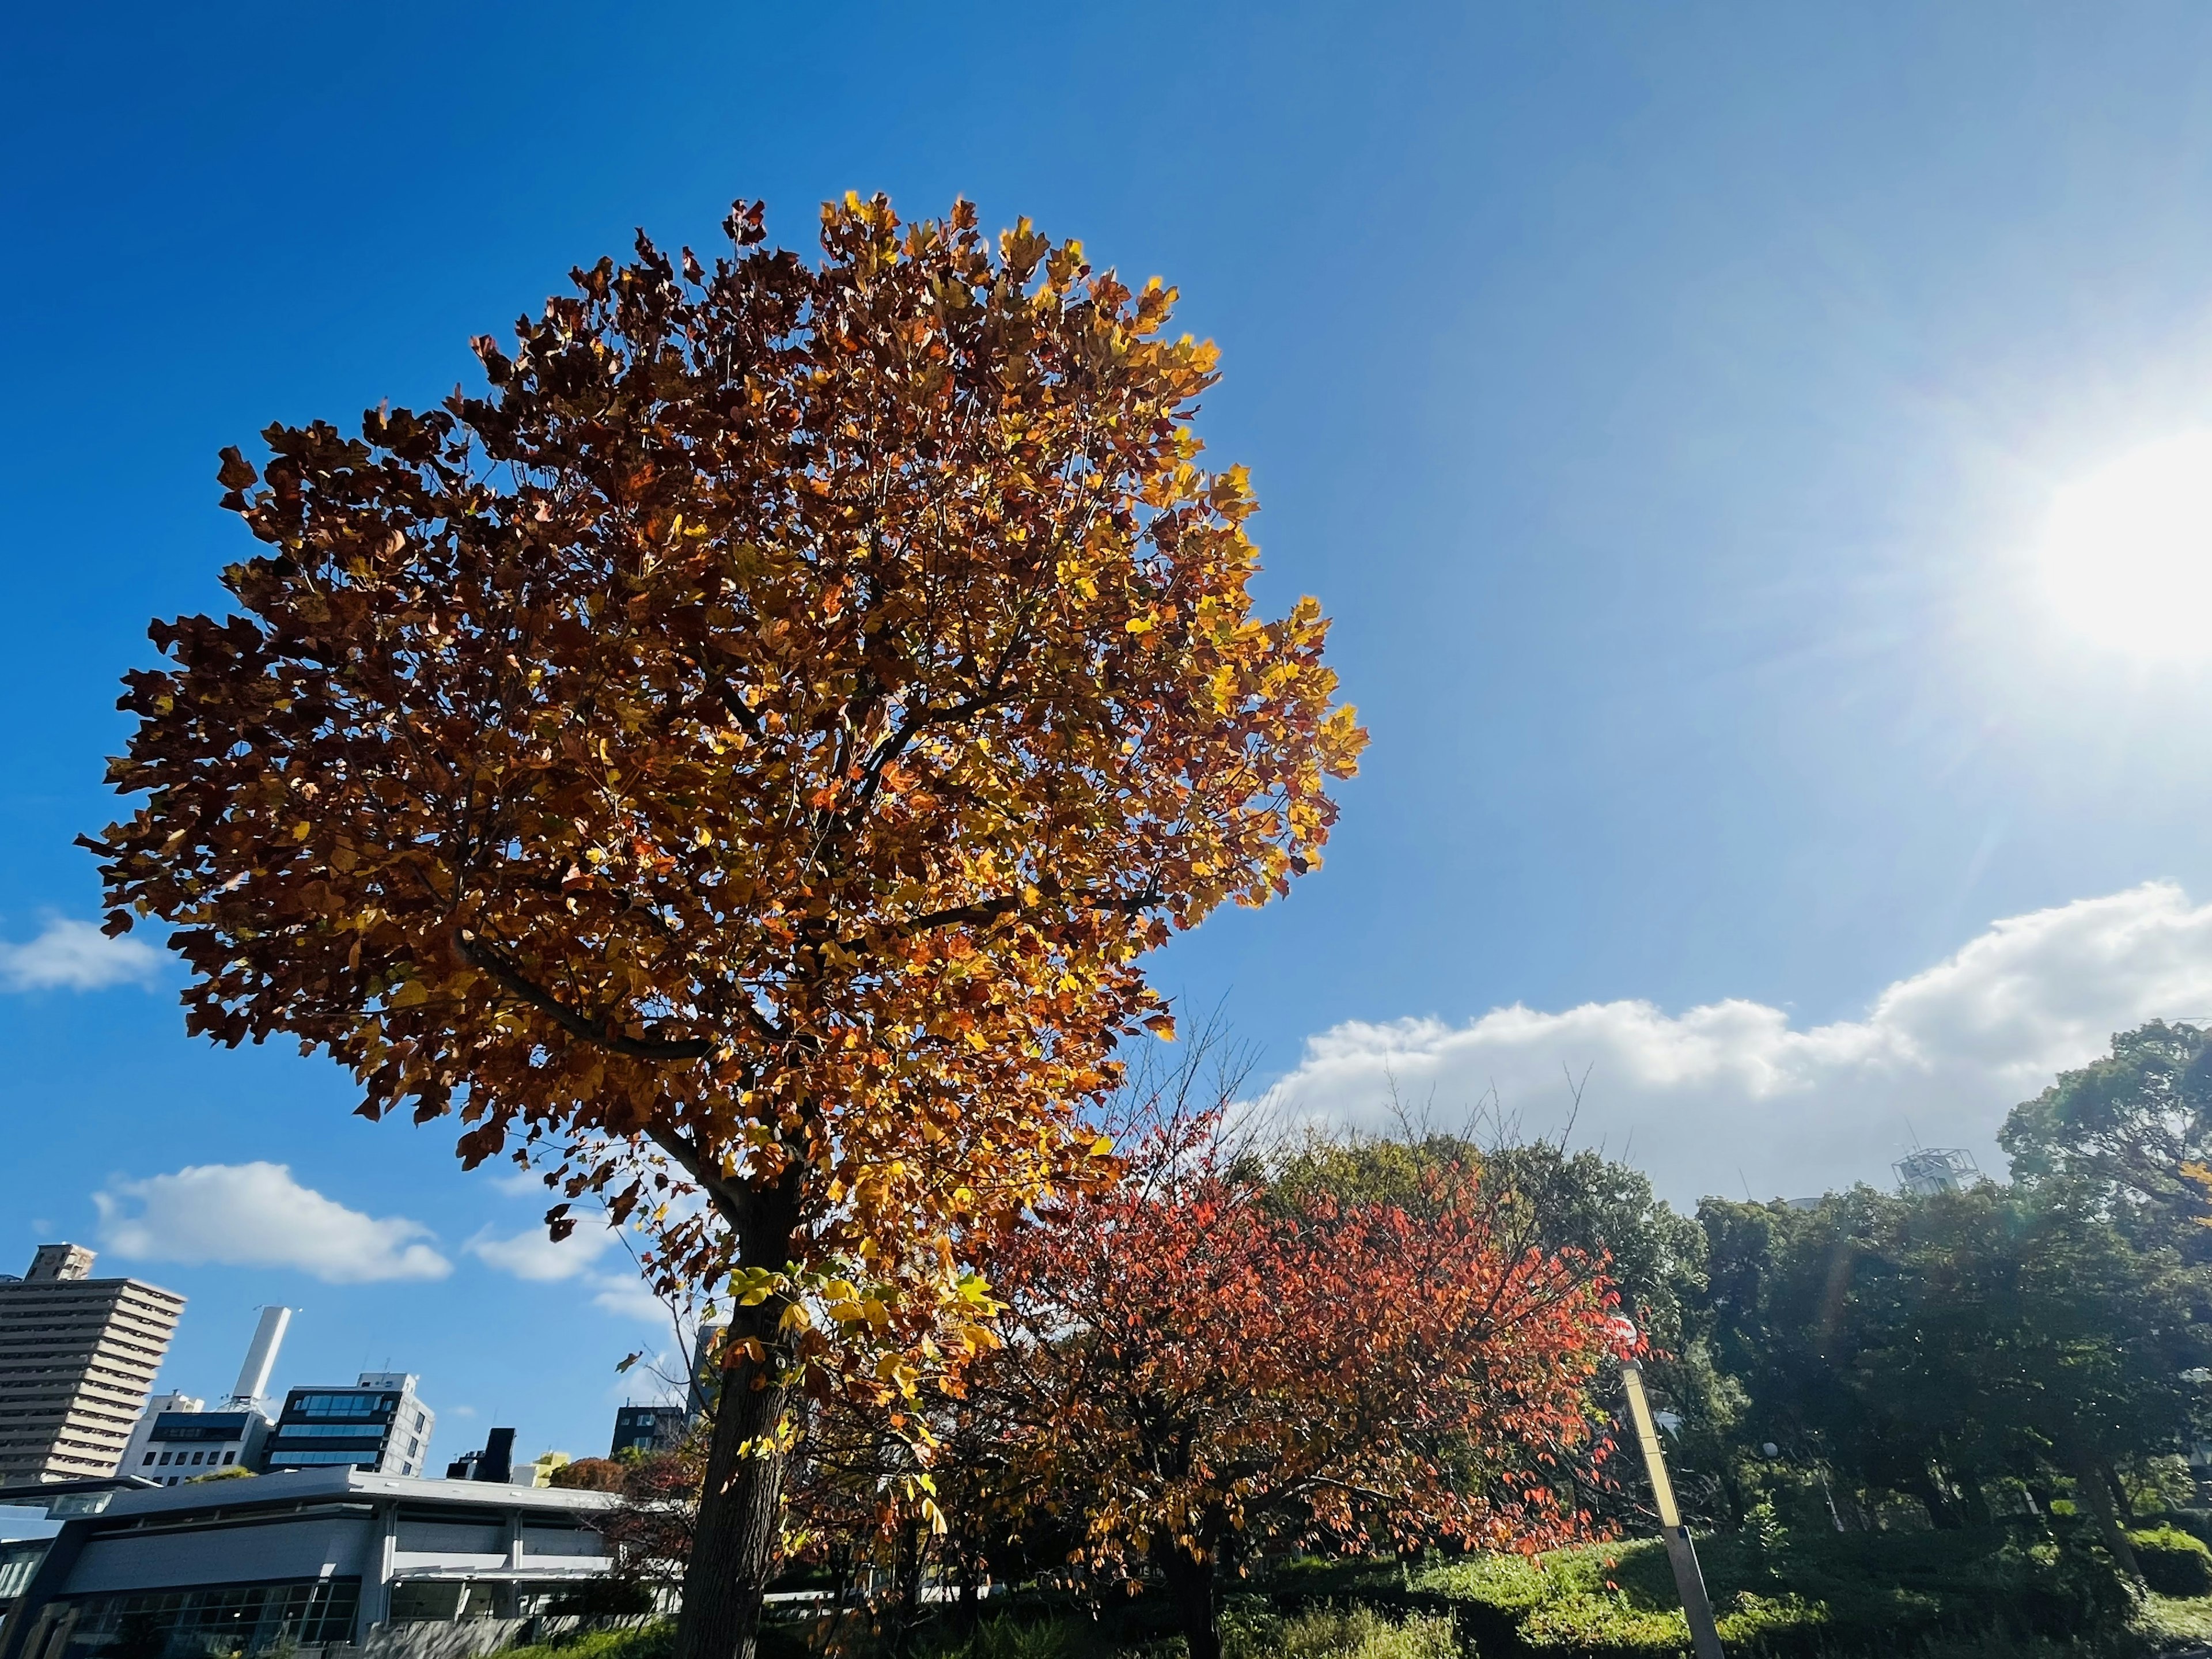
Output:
[
  {"xmin": 2001, "ymin": 1020, "xmax": 2212, "ymax": 1253},
  {"xmin": 1697, "ymin": 1184, "xmax": 2209, "ymax": 1567}
]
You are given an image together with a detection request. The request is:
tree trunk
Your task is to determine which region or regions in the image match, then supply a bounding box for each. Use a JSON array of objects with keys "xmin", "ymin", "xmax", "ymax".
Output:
[
  {"xmin": 953, "ymin": 1539, "xmax": 983, "ymax": 1633},
  {"xmin": 2070, "ymin": 1448, "xmax": 2143, "ymax": 1586},
  {"xmin": 2105, "ymin": 1463, "xmax": 2137, "ymax": 1524},
  {"xmin": 672, "ymin": 1292, "xmax": 797, "ymax": 1659},
  {"xmin": 1906, "ymin": 1468, "xmax": 1963, "ymax": 1530},
  {"xmin": 1155, "ymin": 1543, "xmax": 1220, "ymax": 1659},
  {"xmin": 1953, "ymin": 1468, "xmax": 1995, "ymax": 1528}
]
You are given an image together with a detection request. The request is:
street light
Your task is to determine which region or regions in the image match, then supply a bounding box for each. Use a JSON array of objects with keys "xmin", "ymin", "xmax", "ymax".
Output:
[{"xmin": 1612, "ymin": 1320, "xmax": 1725, "ymax": 1659}]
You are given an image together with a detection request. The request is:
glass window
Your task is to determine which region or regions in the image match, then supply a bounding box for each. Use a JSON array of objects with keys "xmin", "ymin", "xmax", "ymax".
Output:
[
  {"xmin": 142, "ymin": 1452, "xmax": 155, "ymax": 1466},
  {"xmin": 157, "ymin": 1452, "xmax": 170, "ymax": 1465},
  {"xmin": 59, "ymin": 1575, "xmax": 362, "ymax": 1656},
  {"xmin": 275, "ymin": 1423, "xmax": 385, "ymax": 1443},
  {"xmin": 287, "ymin": 1392, "xmax": 392, "ymax": 1419},
  {"xmin": 266, "ymin": 1450, "xmax": 380, "ymax": 1467},
  {"xmin": 223, "ymin": 1450, "xmax": 236, "ymax": 1464}
]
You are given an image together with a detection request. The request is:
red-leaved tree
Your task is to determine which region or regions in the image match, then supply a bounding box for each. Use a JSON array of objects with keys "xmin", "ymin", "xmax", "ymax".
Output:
[{"xmin": 962, "ymin": 1104, "xmax": 1631, "ymax": 1659}]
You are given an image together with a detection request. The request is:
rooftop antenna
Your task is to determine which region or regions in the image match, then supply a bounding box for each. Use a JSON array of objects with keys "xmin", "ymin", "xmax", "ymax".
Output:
[{"xmin": 1739, "ymin": 1166, "xmax": 1755, "ymax": 1202}]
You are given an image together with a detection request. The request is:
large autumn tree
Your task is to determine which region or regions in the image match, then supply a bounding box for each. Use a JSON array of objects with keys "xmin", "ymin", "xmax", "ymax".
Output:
[{"xmin": 84, "ymin": 194, "xmax": 1364, "ymax": 1659}]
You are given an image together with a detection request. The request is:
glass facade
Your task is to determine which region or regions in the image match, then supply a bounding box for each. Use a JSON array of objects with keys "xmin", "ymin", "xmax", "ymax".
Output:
[
  {"xmin": 283, "ymin": 1393, "xmax": 393, "ymax": 1419},
  {"xmin": 0, "ymin": 1538, "xmax": 49, "ymax": 1600},
  {"xmin": 257, "ymin": 1449, "xmax": 380, "ymax": 1466},
  {"xmin": 262, "ymin": 1380, "xmax": 425, "ymax": 1475},
  {"xmin": 58, "ymin": 1578, "xmax": 359, "ymax": 1659},
  {"xmin": 148, "ymin": 1415, "xmax": 255, "ymax": 1444}
]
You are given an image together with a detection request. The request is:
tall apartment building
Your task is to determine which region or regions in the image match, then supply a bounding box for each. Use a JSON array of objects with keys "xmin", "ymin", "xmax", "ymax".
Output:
[
  {"xmin": 260, "ymin": 1372, "xmax": 434, "ymax": 1476},
  {"xmin": 0, "ymin": 1244, "xmax": 184, "ymax": 1487}
]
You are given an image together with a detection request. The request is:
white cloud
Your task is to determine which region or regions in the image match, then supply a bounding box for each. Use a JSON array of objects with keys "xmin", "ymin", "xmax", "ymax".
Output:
[
  {"xmin": 1253, "ymin": 882, "xmax": 2212, "ymax": 1206},
  {"xmin": 467, "ymin": 1220, "xmax": 669, "ymax": 1324},
  {"xmin": 588, "ymin": 1274, "xmax": 674, "ymax": 1324},
  {"xmin": 465, "ymin": 1224, "xmax": 616, "ymax": 1283},
  {"xmin": 0, "ymin": 918, "xmax": 161, "ymax": 991},
  {"xmin": 95, "ymin": 1163, "xmax": 451, "ymax": 1283}
]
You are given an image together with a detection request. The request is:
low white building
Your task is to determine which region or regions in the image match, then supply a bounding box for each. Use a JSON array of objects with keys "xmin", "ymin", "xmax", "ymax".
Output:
[{"xmin": 0, "ymin": 1468, "xmax": 619, "ymax": 1659}]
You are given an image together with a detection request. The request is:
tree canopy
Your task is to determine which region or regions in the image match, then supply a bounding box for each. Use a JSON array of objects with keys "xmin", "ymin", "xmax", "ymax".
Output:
[
  {"xmin": 2001, "ymin": 1020, "xmax": 2212, "ymax": 1253},
  {"xmin": 85, "ymin": 192, "xmax": 1363, "ymax": 1659}
]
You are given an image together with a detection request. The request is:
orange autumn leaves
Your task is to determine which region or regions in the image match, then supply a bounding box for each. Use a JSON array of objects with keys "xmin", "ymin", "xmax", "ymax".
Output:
[{"xmin": 84, "ymin": 193, "xmax": 1364, "ymax": 1392}]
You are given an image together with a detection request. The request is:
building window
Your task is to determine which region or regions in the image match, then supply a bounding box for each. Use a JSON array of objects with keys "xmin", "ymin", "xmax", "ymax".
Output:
[
  {"xmin": 274, "ymin": 1423, "xmax": 386, "ymax": 1442},
  {"xmin": 289, "ymin": 1392, "xmax": 394, "ymax": 1419},
  {"xmin": 142, "ymin": 1452, "xmax": 155, "ymax": 1466},
  {"xmin": 265, "ymin": 1450, "xmax": 381, "ymax": 1467},
  {"xmin": 157, "ymin": 1452, "xmax": 171, "ymax": 1465},
  {"xmin": 222, "ymin": 1450, "xmax": 236, "ymax": 1464},
  {"xmin": 62, "ymin": 1577, "xmax": 362, "ymax": 1652}
]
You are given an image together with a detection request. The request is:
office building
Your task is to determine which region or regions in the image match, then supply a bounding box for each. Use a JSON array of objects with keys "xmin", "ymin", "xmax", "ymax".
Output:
[
  {"xmin": 686, "ymin": 1324, "xmax": 726, "ymax": 1419},
  {"xmin": 117, "ymin": 1307, "xmax": 294, "ymax": 1486},
  {"xmin": 446, "ymin": 1427, "xmax": 516, "ymax": 1483},
  {"xmin": 115, "ymin": 1393, "xmax": 201, "ymax": 1475},
  {"xmin": 608, "ymin": 1404, "xmax": 685, "ymax": 1459},
  {"xmin": 125, "ymin": 1406, "xmax": 274, "ymax": 1487},
  {"xmin": 259, "ymin": 1373, "xmax": 434, "ymax": 1478},
  {"xmin": 0, "ymin": 1466, "xmax": 619, "ymax": 1659},
  {"xmin": 0, "ymin": 1247, "xmax": 184, "ymax": 1487}
]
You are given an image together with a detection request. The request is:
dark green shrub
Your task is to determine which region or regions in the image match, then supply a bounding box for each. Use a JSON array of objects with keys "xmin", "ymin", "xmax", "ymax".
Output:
[
  {"xmin": 2127, "ymin": 1525, "xmax": 2212, "ymax": 1597},
  {"xmin": 2162, "ymin": 1507, "xmax": 2212, "ymax": 1551}
]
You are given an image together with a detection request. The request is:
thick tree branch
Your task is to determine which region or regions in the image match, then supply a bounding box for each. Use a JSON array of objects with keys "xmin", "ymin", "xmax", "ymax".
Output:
[{"xmin": 454, "ymin": 929, "xmax": 717, "ymax": 1060}]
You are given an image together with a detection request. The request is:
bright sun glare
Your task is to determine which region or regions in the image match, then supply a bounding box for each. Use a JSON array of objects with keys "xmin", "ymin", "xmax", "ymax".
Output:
[{"xmin": 2041, "ymin": 431, "xmax": 2212, "ymax": 662}]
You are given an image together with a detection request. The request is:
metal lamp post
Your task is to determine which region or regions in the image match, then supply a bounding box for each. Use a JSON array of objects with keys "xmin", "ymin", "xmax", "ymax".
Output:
[{"xmin": 1615, "ymin": 1331, "xmax": 1725, "ymax": 1659}]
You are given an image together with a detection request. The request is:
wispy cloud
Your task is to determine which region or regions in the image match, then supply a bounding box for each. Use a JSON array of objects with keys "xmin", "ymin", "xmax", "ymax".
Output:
[
  {"xmin": 1253, "ymin": 882, "xmax": 2212, "ymax": 1205},
  {"xmin": 467, "ymin": 1219, "xmax": 671, "ymax": 1324},
  {"xmin": 0, "ymin": 918, "xmax": 161, "ymax": 991},
  {"xmin": 96, "ymin": 1162, "xmax": 451, "ymax": 1283},
  {"xmin": 465, "ymin": 1224, "xmax": 617, "ymax": 1283}
]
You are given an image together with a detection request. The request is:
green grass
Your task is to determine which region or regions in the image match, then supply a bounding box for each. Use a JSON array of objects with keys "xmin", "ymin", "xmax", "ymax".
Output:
[
  {"xmin": 915, "ymin": 1618, "xmax": 1102, "ymax": 1659},
  {"xmin": 1220, "ymin": 1604, "xmax": 1460, "ymax": 1659},
  {"xmin": 1267, "ymin": 1520, "xmax": 2166, "ymax": 1657},
  {"xmin": 486, "ymin": 1520, "xmax": 2212, "ymax": 1659},
  {"xmin": 2138, "ymin": 1591, "xmax": 2212, "ymax": 1645},
  {"xmin": 497, "ymin": 1622, "xmax": 674, "ymax": 1659}
]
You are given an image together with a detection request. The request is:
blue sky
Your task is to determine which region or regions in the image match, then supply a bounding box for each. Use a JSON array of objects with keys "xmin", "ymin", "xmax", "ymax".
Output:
[{"xmin": 11, "ymin": 1, "xmax": 2212, "ymax": 1468}]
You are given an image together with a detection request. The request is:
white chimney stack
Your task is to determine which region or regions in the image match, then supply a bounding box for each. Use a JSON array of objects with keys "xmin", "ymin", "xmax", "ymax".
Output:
[{"xmin": 229, "ymin": 1306, "xmax": 291, "ymax": 1407}]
